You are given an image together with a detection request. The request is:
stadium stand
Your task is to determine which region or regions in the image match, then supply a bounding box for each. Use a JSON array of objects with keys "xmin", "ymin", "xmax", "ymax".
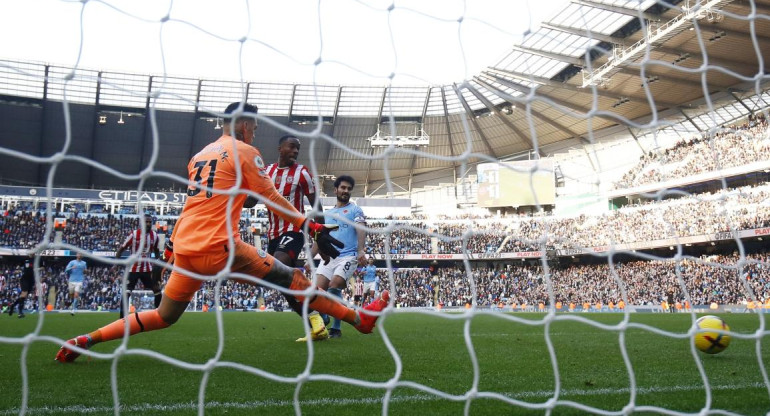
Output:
[{"xmin": 2, "ymin": 179, "xmax": 769, "ymax": 313}]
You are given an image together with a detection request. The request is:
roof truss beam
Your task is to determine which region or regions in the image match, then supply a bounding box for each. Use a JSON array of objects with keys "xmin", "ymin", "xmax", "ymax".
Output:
[
  {"xmin": 747, "ymin": 2, "xmax": 770, "ymax": 15},
  {"xmin": 730, "ymin": 90, "xmax": 754, "ymax": 115},
  {"xmin": 581, "ymin": 0, "xmax": 735, "ymax": 87},
  {"xmin": 441, "ymin": 87, "xmax": 459, "ymax": 163},
  {"xmin": 679, "ymin": 107, "xmax": 703, "ymax": 132},
  {"xmin": 696, "ymin": 22, "xmax": 770, "ymax": 44},
  {"xmin": 407, "ymin": 87, "xmax": 431, "ymax": 193},
  {"xmin": 626, "ymin": 126, "xmax": 647, "ymax": 153},
  {"xmin": 529, "ymin": 106, "xmax": 591, "ymax": 145},
  {"xmin": 320, "ymin": 86, "xmax": 343, "ymax": 175},
  {"xmin": 652, "ymin": 45, "xmax": 758, "ymax": 69},
  {"xmin": 187, "ymin": 80, "xmax": 204, "ymax": 164},
  {"xmin": 486, "ymin": 67, "xmax": 680, "ymax": 108},
  {"xmin": 533, "ymin": 27, "xmax": 757, "ymax": 87},
  {"xmin": 478, "ymin": 74, "xmax": 594, "ymax": 118},
  {"xmin": 317, "ymin": 86, "xmax": 343, "ymax": 187},
  {"xmin": 616, "ymin": 67, "xmax": 720, "ymax": 90},
  {"xmin": 452, "ymin": 83, "xmax": 498, "ymax": 158},
  {"xmin": 464, "ymin": 81, "xmax": 541, "ymax": 155},
  {"xmin": 511, "ymin": 45, "xmax": 584, "ymax": 66},
  {"xmin": 542, "ymin": 22, "xmax": 625, "ymax": 45},
  {"xmin": 481, "ymin": 72, "xmax": 671, "ymax": 117},
  {"xmin": 571, "ymin": 0, "xmax": 661, "ymax": 22},
  {"xmin": 364, "ymin": 88, "xmax": 388, "ymax": 196}
]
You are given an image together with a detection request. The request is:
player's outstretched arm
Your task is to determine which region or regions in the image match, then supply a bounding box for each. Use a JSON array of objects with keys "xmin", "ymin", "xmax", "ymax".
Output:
[{"xmin": 304, "ymin": 220, "xmax": 343, "ymax": 260}]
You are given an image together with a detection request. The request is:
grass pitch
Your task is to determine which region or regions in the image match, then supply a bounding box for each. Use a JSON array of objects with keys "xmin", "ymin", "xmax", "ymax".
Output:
[{"xmin": 1, "ymin": 311, "xmax": 769, "ymax": 415}]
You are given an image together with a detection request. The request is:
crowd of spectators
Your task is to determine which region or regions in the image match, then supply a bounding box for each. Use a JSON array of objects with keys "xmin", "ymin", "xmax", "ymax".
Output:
[
  {"xmin": 2, "ymin": 182, "xmax": 769, "ymax": 262},
  {"xmin": 434, "ymin": 222, "xmax": 509, "ymax": 254},
  {"xmin": 360, "ymin": 182, "xmax": 770, "ymax": 254},
  {"xmin": 0, "ymin": 211, "xmax": 267, "ymax": 251},
  {"xmin": 520, "ymin": 183, "xmax": 770, "ymax": 250},
  {"xmin": 2, "ymin": 250, "xmax": 768, "ymax": 313},
  {"xmin": 0, "ymin": 211, "xmax": 46, "ymax": 249},
  {"xmin": 378, "ymin": 250, "xmax": 770, "ymax": 309},
  {"xmin": 366, "ymin": 221, "xmax": 432, "ymax": 255},
  {"xmin": 0, "ymin": 261, "xmax": 123, "ymax": 312},
  {"xmin": 614, "ymin": 115, "xmax": 770, "ymax": 189}
]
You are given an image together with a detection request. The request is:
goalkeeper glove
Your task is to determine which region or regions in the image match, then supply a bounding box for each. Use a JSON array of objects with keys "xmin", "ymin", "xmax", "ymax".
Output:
[
  {"xmin": 161, "ymin": 240, "xmax": 174, "ymax": 263},
  {"xmin": 243, "ymin": 196, "xmax": 258, "ymax": 209},
  {"xmin": 304, "ymin": 220, "xmax": 343, "ymax": 259}
]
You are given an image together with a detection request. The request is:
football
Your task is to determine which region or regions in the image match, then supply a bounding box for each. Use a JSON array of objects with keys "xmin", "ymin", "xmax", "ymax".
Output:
[{"xmin": 694, "ymin": 315, "xmax": 731, "ymax": 354}]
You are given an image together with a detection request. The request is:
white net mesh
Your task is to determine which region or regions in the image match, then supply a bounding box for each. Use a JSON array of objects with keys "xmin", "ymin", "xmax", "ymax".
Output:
[{"xmin": 2, "ymin": 0, "xmax": 770, "ymax": 415}]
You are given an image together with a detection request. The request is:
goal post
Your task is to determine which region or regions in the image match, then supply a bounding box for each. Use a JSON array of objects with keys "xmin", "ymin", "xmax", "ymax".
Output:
[{"xmin": 126, "ymin": 289, "xmax": 154, "ymax": 313}]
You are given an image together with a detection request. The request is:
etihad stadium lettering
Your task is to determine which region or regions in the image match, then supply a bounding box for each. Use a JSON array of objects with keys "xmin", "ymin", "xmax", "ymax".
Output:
[{"xmin": 98, "ymin": 191, "xmax": 186, "ymax": 203}]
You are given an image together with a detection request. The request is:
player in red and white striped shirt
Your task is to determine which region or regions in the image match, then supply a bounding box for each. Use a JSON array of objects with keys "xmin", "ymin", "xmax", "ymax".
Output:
[
  {"xmin": 265, "ymin": 135, "xmax": 329, "ymax": 341},
  {"xmin": 353, "ymin": 277, "xmax": 364, "ymax": 307},
  {"xmin": 115, "ymin": 217, "xmax": 161, "ymax": 318},
  {"xmin": 265, "ymin": 136, "xmax": 319, "ymax": 243}
]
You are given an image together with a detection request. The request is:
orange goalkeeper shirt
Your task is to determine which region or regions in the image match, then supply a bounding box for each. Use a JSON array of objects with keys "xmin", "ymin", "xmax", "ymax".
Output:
[{"xmin": 172, "ymin": 135, "xmax": 305, "ymax": 255}]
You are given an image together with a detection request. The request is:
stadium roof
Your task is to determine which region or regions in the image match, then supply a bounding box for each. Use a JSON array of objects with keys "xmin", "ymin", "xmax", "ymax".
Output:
[{"xmin": 1, "ymin": 0, "xmax": 770, "ymax": 197}]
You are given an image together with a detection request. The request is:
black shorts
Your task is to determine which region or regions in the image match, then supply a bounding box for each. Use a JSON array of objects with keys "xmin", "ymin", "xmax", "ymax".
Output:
[
  {"xmin": 20, "ymin": 276, "xmax": 34, "ymax": 293},
  {"xmin": 127, "ymin": 271, "xmax": 157, "ymax": 291},
  {"xmin": 267, "ymin": 231, "xmax": 305, "ymax": 263}
]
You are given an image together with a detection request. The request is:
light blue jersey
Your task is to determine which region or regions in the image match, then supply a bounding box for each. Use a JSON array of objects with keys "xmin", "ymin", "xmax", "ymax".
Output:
[
  {"xmin": 65, "ymin": 259, "xmax": 87, "ymax": 283},
  {"xmin": 363, "ymin": 264, "xmax": 377, "ymax": 283},
  {"xmin": 324, "ymin": 202, "xmax": 365, "ymax": 257}
]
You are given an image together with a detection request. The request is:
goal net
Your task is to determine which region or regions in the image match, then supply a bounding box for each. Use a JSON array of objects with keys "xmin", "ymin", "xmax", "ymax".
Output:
[{"xmin": 1, "ymin": 0, "xmax": 770, "ymax": 414}]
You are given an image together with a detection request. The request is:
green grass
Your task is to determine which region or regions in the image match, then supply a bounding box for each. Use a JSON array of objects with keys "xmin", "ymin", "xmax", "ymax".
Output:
[{"xmin": 1, "ymin": 311, "xmax": 769, "ymax": 415}]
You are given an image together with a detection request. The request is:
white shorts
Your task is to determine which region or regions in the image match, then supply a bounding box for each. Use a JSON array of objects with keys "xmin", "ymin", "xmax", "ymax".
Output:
[
  {"xmin": 363, "ymin": 281, "xmax": 376, "ymax": 293},
  {"xmin": 315, "ymin": 256, "xmax": 357, "ymax": 283},
  {"xmin": 68, "ymin": 281, "xmax": 83, "ymax": 294}
]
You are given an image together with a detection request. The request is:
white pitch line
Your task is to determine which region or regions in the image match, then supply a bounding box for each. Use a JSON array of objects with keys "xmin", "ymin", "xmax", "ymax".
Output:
[{"xmin": 1, "ymin": 382, "xmax": 766, "ymax": 415}]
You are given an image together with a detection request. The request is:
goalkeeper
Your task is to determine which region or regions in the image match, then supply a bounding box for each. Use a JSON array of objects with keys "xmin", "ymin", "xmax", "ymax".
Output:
[{"xmin": 56, "ymin": 102, "xmax": 389, "ymax": 363}]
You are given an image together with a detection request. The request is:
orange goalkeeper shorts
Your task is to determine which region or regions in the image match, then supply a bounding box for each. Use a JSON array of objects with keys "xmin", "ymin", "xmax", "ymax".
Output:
[{"xmin": 164, "ymin": 240, "xmax": 275, "ymax": 302}]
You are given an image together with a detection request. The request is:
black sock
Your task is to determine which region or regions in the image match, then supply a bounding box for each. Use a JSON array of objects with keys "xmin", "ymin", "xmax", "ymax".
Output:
[
  {"xmin": 284, "ymin": 295, "xmax": 304, "ymax": 316},
  {"xmin": 17, "ymin": 296, "xmax": 26, "ymax": 314},
  {"xmin": 154, "ymin": 293, "xmax": 162, "ymax": 308}
]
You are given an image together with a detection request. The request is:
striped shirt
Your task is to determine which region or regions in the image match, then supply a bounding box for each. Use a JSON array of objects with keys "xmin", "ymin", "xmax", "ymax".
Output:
[
  {"xmin": 265, "ymin": 163, "xmax": 315, "ymax": 240},
  {"xmin": 354, "ymin": 280, "xmax": 364, "ymax": 297},
  {"xmin": 121, "ymin": 229, "xmax": 159, "ymax": 273}
]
